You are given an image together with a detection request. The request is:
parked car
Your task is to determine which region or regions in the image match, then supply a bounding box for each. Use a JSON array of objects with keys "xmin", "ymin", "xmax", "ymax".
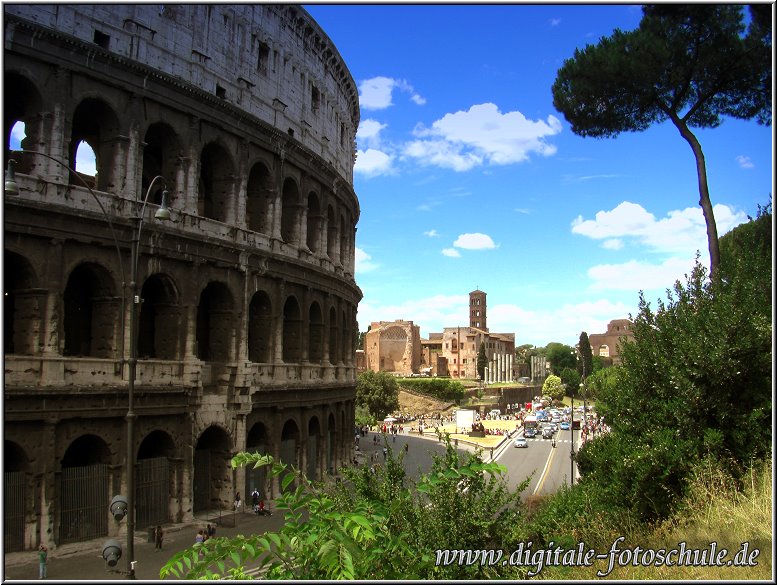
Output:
[
  {"xmin": 559, "ymin": 421, "xmax": 571, "ymax": 431},
  {"xmin": 513, "ymin": 437, "xmax": 528, "ymax": 448}
]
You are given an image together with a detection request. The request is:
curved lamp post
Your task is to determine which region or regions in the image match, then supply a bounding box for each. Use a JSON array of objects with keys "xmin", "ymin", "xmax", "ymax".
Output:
[{"xmin": 5, "ymin": 152, "xmax": 170, "ymax": 579}]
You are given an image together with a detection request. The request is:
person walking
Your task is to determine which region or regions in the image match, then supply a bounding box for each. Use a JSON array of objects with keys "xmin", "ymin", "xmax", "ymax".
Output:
[
  {"xmin": 154, "ymin": 525, "xmax": 164, "ymax": 551},
  {"xmin": 38, "ymin": 544, "xmax": 47, "ymax": 579},
  {"xmin": 207, "ymin": 523, "xmax": 216, "ymax": 539},
  {"xmin": 234, "ymin": 491, "xmax": 241, "ymax": 511}
]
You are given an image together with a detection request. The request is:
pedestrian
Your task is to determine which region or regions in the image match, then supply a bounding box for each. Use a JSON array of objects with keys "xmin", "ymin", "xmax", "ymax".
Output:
[
  {"xmin": 251, "ymin": 488, "xmax": 260, "ymax": 509},
  {"xmin": 208, "ymin": 523, "xmax": 216, "ymax": 538},
  {"xmin": 404, "ymin": 442, "xmax": 409, "ymax": 453},
  {"xmin": 154, "ymin": 525, "xmax": 164, "ymax": 551},
  {"xmin": 382, "ymin": 447, "xmax": 387, "ymax": 460},
  {"xmin": 234, "ymin": 491, "xmax": 241, "ymax": 510},
  {"xmin": 38, "ymin": 544, "xmax": 47, "ymax": 579}
]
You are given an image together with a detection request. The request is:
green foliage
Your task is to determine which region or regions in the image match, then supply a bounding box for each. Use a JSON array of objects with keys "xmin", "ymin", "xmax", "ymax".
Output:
[
  {"xmin": 354, "ymin": 403, "xmax": 376, "ymax": 428},
  {"xmin": 160, "ymin": 439, "xmax": 530, "ymax": 580},
  {"xmin": 399, "ymin": 377, "xmax": 465, "ymax": 402},
  {"xmin": 577, "ymin": 332, "xmax": 593, "ymax": 379},
  {"xmin": 542, "ymin": 374, "xmax": 564, "ymax": 402},
  {"xmin": 545, "ymin": 342, "xmax": 575, "ymax": 375},
  {"xmin": 582, "ymin": 364, "xmax": 622, "ymax": 402},
  {"xmin": 355, "ymin": 370, "xmax": 400, "ymax": 420},
  {"xmin": 558, "ymin": 367, "xmax": 580, "ymax": 397},
  {"xmin": 577, "ymin": 229, "xmax": 771, "ymax": 521}
]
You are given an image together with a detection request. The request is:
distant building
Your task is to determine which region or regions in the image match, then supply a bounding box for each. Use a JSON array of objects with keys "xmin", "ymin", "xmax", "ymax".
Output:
[
  {"xmin": 588, "ymin": 319, "xmax": 635, "ymax": 364},
  {"xmin": 363, "ymin": 320, "xmax": 421, "ymax": 376}
]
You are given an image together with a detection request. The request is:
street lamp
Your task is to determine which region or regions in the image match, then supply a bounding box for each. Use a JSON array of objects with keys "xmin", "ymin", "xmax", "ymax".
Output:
[{"xmin": 5, "ymin": 153, "xmax": 170, "ymax": 579}]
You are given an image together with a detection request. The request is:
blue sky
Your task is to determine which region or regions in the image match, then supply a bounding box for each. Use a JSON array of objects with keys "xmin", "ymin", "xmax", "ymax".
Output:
[{"xmin": 304, "ymin": 3, "xmax": 773, "ymax": 347}]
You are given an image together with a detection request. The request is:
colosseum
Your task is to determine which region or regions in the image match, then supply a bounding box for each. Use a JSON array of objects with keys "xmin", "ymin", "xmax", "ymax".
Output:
[{"xmin": 3, "ymin": 4, "xmax": 361, "ymax": 553}]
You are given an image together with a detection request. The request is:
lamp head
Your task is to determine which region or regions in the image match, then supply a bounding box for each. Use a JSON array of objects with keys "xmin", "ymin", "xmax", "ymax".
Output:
[
  {"xmin": 109, "ymin": 494, "xmax": 128, "ymax": 521},
  {"xmin": 5, "ymin": 159, "xmax": 19, "ymax": 196},
  {"xmin": 102, "ymin": 539, "xmax": 123, "ymax": 567},
  {"xmin": 154, "ymin": 190, "xmax": 171, "ymax": 221}
]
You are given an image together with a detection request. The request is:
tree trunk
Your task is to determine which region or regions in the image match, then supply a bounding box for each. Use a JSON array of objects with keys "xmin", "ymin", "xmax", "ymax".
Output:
[{"xmin": 669, "ymin": 114, "xmax": 720, "ymax": 277}]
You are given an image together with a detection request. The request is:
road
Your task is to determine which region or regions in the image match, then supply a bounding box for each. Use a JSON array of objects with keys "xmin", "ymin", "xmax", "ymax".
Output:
[{"xmin": 497, "ymin": 422, "xmax": 581, "ymax": 498}]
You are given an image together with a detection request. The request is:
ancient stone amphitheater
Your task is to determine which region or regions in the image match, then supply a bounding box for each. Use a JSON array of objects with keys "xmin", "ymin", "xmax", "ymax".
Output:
[{"xmin": 3, "ymin": 4, "xmax": 361, "ymax": 551}]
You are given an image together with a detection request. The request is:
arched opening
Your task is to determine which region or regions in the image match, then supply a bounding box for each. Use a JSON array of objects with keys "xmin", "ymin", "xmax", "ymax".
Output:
[
  {"xmin": 280, "ymin": 419, "xmax": 299, "ymax": 488},
  {"xmin": 328, "ymin": 306, "xmax": 339, "ymax": 365},
  {"xmin": 326, "ymin": 205, "xmax": 337, "ymax": 261},
  {"xmin": 282, "ymin": 296, "xmax": 302, "ymax": 363},
  {"xmin": 248, "ymin": 291, "xmax": 272, "ymax": 363},
  {"xmin": 306, "ymin": 191, "xmax": 321, "ymax": 253},
  {"xmin": 245, "ymin": 422, "xmax": 268, "ymax": 500},
  {"xmin": 63, "ymin": 262, "xmax": 119, "ymax": 358},
  {"xmin": 193, "ymin": 426, "xmax": 233, "ymax": 513},
  {"xmin": 137, "ymin": 273, "xmax": 180, "ymax": 359},
  {"xmin": 4, "ymin": 440, "xmax": 30, "ymax": 552},
  {"xmin": 280, "ymin": 178, "xmax": 300, "ymax": 245},
  {"xmin": 246, "ymin": 161, "xmax": 273, "ymax": 233},
  {"xmin": 142, "ymin": 122, "xmax": 181, "ymax": 206},
  {"xmin": 70, "ymin": 98, "xmax": 121, "ymax": 192},
  {"xmin": 198, "ymin": 142, "xmax": 234, "ymax": 223},
  {"xmin": 136, "ymin": 430, "xmax": 175, "ymax": 529},
  {"xmin": 307, "ymin": 417, "xmax": 321, "ymax": 480},
  {"xmin": 4, "ymin": 71, "xmax": 43, "ymax": 175},
  {"xmin": 308, "ymin": 301, "xmax": 323, "ymax": 363},
  {"xmin": 59, "ymin": 434, "xmax": 111, "ymax": 544},
  {"xmin": 196, "ymin": 282, "xmax": 234, "ymax": 362},
  {"xmin": 327, "ymin": 413, "xmax": 336, "ymax": 474},
  {"xmin": 3, "ymin": 250, "xmax": 39, "ymax": 355}
]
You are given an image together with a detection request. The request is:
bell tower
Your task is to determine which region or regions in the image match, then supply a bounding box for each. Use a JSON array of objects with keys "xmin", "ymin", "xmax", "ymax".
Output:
[{"xmin": 469, "ymin": 289, "xmax": 487, "ymax": 331}]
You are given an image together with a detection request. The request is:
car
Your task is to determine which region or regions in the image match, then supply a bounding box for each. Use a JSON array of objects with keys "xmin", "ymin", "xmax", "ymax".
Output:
[
  {"xmin": 524, "ymin": 427, "xmax": 537, "ymax": 438},
  {"xmin": 559, "ymin": 421, "xmax": 571, "ymax": 430},
  {"xmin": 546, "ymin": 423, "xmax": 558, "ymax": 433},
  {"xmin": 542, "ymin": 427, "xmax": 555, "ymax": 439},
  {"xmin": 513, "ymin": 437, "xmax": 528, "ymax": 448}
]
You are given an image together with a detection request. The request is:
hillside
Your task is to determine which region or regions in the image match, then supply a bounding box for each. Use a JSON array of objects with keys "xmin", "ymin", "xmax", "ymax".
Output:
[{"xmin": 397, "ymin": 388, "xmax": 457, "ymax": 416}]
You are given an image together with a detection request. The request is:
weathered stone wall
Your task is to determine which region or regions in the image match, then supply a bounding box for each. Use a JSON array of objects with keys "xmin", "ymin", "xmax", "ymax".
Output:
[{"xmin": 3, "ymin": 4, "xmax": 360, "ymax": 552}]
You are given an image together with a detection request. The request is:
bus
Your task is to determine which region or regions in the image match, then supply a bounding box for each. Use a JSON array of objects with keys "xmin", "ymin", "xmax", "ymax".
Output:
[{"xmin": 523, "ymin": 414, "xmax": 539, "ymax": 437}]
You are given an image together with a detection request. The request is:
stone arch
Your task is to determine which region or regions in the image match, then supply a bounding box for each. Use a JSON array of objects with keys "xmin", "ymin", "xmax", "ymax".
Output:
[
  {"xmin": 196, "ymin": 281, "xmax": 235, "ymax": 362},
  {"xmin": 3, "ymin": 250, "xmax": 40, "ymax": 355},
  {"xmin": 306, "ymin": 191, "xmax": 321, "ymax": 253},
  {"xmin": 62, "ymin": 262, "xmax": 119, "ymax": 358},
  {"xmin": 4, "ymin": 440, "xmax": 30, "ymax": 473},
  {"xmin": 280, "ymin": 418, "xmax": 300, "ymax": 470},
  {"xmin": 193, "ymin": 425, "xmax": 233, "ymax": 513},
  {"xmin": 326, "ymin": 204, "xmax": 337, "ymax": 261},
  {"xmin": 136, "ymin": 430, "xmax": 175, "ymax": 528},
  {"xmin": 308, "ymin": 300, "xmax": 324, "ymax": 363},
  {"xmin": 326, "ymin": 412, "xmax": 336, "ymax": 474},
  {"xmin": 141, "ymin": 122, "xmax": 181, "ymax": 206},
  {"xmin": 59, "ymin": 434, "xmax": 111, "ymax": 544},
  {"xmin": 3, "ymin": 71, "xmax": 44, "ymax": 175},
  {"xmin": 307, "ymin": 416, "xmax": 321, "ymax": 480},
  {"xmin": 246, "ymin": 160, "xmax": 273, "ymax": 234},
  {"xmin": 247, "ymin": 290, "xmax": 272, "ymax": 363},
  {"xmin": 245, "ymin": 422, "xmax": 268, "ymax": 499},
  {"xmin": 328, "ymin": 305, "xmax": 339, "ymax": 365},
  {"xmin": 282, "ymin": 295, "xmax": 302, "ymax": 363},
  {"xmin": 198, "ymin": 142, "xmax": 235, "ymax": 223},
  {"xmin": 69, "ymin": 97, "xmax": 122, "ymax": 192},
  {"xmin": 281, "ymin": 177, "xmax": 300, "ymax": 245},
  {"xmin": 138, "ymin": 273, "xmax": 180, "ymax": 359},
  {"xmin": 137, "ymin": 273, "xmax": 181, "ymax": 360}
]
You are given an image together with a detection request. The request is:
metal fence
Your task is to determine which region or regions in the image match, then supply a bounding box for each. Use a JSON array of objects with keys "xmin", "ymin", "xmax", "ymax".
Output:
[
  {"xmin": 4, "ymin": 471, "xmax": 26, "ymax": 552},
  {"xmin": 136, "ymin": 457, "xmax": 170, "ymax": 530},
  {"xmin": 57, "ymin": 463, "xmax": 108, "ymax": 544}
]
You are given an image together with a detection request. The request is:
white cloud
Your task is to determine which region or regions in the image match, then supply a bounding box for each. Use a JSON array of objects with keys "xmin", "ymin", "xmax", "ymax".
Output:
[
  {"xmin": 357, "ymin": 118, "xmax": 388, "ymax": 149},
  {"xmin": 587, "ymin": 257, "xmax": 696, "ymax": 292},
  {"xmin": 357, "ymin": 294, "xmax": 470, "ymax": 336},
  {"xmin": 359, "ymin": 76, "xmax": 425, "ymax": 110},
  {"xmin": 601, "ymin": 238, "xmax": 623, "ymax": 250},
  {"xmin": 736, "ymin": 155, "xmax": 754, "ymax": 169},
  {"xmin": 442, "ymin": 248, "xmax": 461, "ymax": 257},
  {"xmin": 355, "ymin": 247, "xmax": 379, "ymax": 273},
  {"xmin": 453, "ymin": 232, "xmax": 497, "ymax": 250},
  {"xmin": 424, "ymin": 229, "xmax": 440, "ymax": 237},
  {"xmin": 354, "ymin": 148, "xmax": 394, "ymax": 178},
  {"xmin": 404, "ymin": 103, "xmax": 562, "ymax": 171},
  {"xmin": 571, "ymin": 201, "xmax": 748, "ymax": 256}
]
